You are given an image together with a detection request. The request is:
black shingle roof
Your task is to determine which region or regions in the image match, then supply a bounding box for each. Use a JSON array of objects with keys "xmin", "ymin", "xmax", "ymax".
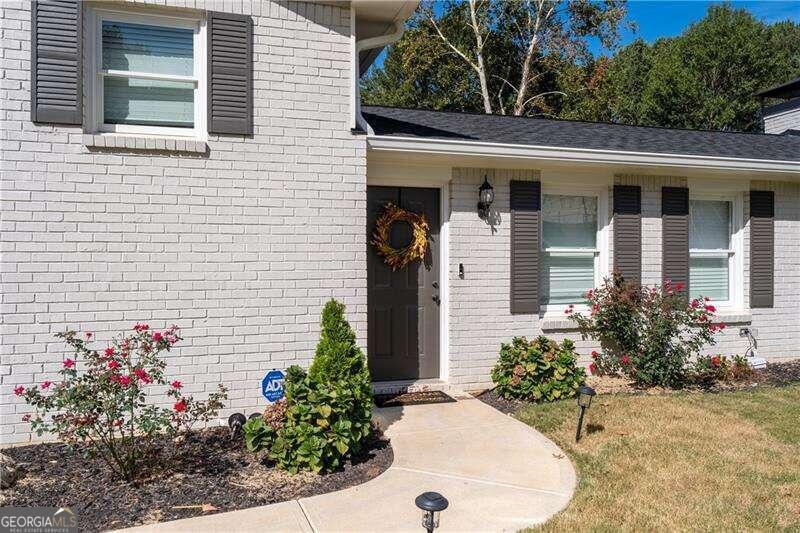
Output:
[{"xmin": 363, "ymin": 106, "xmax": 800, "ymax": 163}]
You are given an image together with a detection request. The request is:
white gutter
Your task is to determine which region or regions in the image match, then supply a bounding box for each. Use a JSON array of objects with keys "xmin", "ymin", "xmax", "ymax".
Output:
[
  {"xmin": 352, "ymin": 22, "xmax": 405, "ymax": 133},
  {"xmin": 367, "ymin": 135, "xmax": 800, "ymax": 174}
]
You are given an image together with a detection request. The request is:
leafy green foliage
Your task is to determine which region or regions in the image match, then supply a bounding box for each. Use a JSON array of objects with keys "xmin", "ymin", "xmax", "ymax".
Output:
[
  {"xmin": 243, "ymin": 300, "xmax": 373, "ymax": 474},
  {"xmin": 563, "ymin": 5, "xmax": 800, "ymax": 131},
  {"xmin": 365, "ymin": 3, "xmax": 800, "ymax": 132},
  {"xmin": 362, "ymin": 0, "xmax": 629, "ymax": 116},
  {"xmin": 491, "ymin": 336, "xmax": 586, "ymax": 402},
  {"xmin": 569, "ymin": 273, "xmax": 723, "ymax": 388}
]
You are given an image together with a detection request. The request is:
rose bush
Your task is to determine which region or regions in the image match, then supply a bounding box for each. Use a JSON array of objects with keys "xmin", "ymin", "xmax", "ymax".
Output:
[
  {"xmin": 568, "ymin": 273, "xmax": 724, "ymax": 388},
  {"xmin": 14, "ymin": 324, "xmax": 227, "ymax": 481}
]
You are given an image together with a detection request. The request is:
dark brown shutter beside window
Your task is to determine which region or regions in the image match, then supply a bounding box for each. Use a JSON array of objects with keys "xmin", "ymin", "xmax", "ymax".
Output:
[
  {"xmin": 662, "ymin": 186, "xmax": 689, "ymax": 291},
  {"xmin": 750, "ymin": 190, "xmax": 774, "ymax": 308},
  {"xmin": 510, "ymin": 180, "xmax": 541, "ymax": 314},
  {"xmin": 613, "ymin": 185, "xmax": 642, "ymax": 285},
  {"xmin": 207, "ymin": 11, "xmax": 253, "ymax": 135},
  {"xmin": 31, "ymin": 0, "xmax": 82, "ymax": 125}
]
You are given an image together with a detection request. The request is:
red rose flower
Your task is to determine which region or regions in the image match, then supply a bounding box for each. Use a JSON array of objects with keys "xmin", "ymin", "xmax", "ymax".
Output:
[
  {"xmin": 171, "ymin": 380, "xmax": 182, "ymax": 389},
  {"xmin": 704, "ymin": 296, "xmax": 711, "ymax": 302},
  {"xmin": 21, "ymin": 414, "xmax": 31, "ymax": 422},
  {"xmin": 108, "ymin": 360, "xmax": 120, "ymax": 370},
  {"xmin": 13, "ymin": 385, "xmax": 24, "ymax": 396},
  {"xmin": 152, "ymin": 331, "xmax": 163, "ymax": 342},
  {"xmin": 134, "ymin": 323, "xmax": 150, "ymax": 332},
  {"xmin": 711, "ymin": 356, "xmax": 721, "ymax": 366},
  {"xmin": 41, "ymin": 381, "xmax": 52, "ymax": 390},
  {"xmin": 705, "ymin": 304, "xmax": 716, "ymax": 313},
  {"xmin": 675, "ymin": 282, "xmax": 685, "ymax": 291},
  {"xmin": 173, "ymin": 400, "xmax": 187, "ymax": 412},
  {"xmin": 104, "ymin": 347, "xmax": 116, "ymax": 357},
  {"xmin": 589, "ymin": 363, "xmax": 597, "ymax": 375},
  {"xmin": 591, "ymin": 350, "xmax": 599, "ymax": 359},
  {"xmin": 63, "ymin": 358, "xmax": 75, "ymax": 368},
  {"xmin": 691, "ymin": 299, "xmax": 700, "ymax": 308},
  {"xmin": 621, "ymin": 355, "xmax": 631, "ymax": 365},
  {"xmin": 133, "ymin": 368, "xmax": 151, "ymax": 384},
  {"xmin": 118, "ymin": 375, "xmax": 132, "ymax": 387}
]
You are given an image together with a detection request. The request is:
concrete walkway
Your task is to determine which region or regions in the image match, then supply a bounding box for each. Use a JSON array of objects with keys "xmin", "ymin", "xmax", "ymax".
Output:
[{"xmin": 123, "ymin": 396, "xmax": 576, "ymax": 532}]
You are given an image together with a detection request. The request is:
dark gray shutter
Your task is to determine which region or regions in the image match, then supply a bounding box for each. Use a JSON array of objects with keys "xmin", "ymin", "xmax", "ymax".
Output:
[
  {"xmin": 662, "ymin": 186, "xmax": 689, "ymax": 292},
  {"xmin": 613, "ymin": 185, "xmax": 642, "ymax": 285},
  {"xmin": 31, "ymin": 0, "xmax": 82, "ymax": 125},
  {"xmin": 750, "ymin": 190, "xmax": 774, "ymax": 308},
  {"xmin": 510, "ymin": 180, "xmax": 541, "ymax": 314},
  {"xmin": 207, "ymin": 11, "xmax": 253, "ymax": 135}
]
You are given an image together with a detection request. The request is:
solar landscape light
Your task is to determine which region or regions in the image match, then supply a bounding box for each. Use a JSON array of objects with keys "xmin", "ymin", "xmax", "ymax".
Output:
[
  {"xmin": 575, "ymin": 385, "xmax": 596, "ymax": 442},
  {"xmin": 415, "ymin": 491, "xmax": 449, "ymax": 533},
  {"xmin": 227, "ymin": 412, "xmax": 246, "ymax": 439}
]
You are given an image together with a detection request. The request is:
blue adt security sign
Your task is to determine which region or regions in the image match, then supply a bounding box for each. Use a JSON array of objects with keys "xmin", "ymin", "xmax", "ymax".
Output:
[{"xmin": 261, "ymin": 369, "xmax": 285, "ymax": 403}]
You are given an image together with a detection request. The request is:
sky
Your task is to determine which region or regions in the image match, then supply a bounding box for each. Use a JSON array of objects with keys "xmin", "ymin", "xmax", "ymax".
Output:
[
  {"xmin": 372, "ymin": 0, "xmax": 800, "ymax": 68},
  {"xmin": 589, "ymin": 0, "xmax": 800, "ymax": 56}
]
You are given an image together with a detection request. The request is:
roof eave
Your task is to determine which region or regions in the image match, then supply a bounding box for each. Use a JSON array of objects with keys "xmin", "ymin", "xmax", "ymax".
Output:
[{"xmin": 367, "ymin": 135, "xmax": 800, "ymax": 175}]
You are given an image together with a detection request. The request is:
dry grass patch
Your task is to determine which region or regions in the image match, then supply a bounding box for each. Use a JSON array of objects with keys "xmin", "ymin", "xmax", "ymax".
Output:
[{"xmin": 516, "ymin": 385, "xmax": 800, "ymax": 532}]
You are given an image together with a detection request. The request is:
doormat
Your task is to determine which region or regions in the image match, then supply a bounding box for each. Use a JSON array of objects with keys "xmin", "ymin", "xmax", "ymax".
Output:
[{"xmin": 374, "ymin": 390, "xmax": 457, "ymax": 407}]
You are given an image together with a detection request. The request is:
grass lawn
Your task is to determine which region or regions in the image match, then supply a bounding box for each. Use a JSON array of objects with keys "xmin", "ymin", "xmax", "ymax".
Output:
[{"xmin": 516, "ymin": 385, "xmax": 800, "ymax": 531}]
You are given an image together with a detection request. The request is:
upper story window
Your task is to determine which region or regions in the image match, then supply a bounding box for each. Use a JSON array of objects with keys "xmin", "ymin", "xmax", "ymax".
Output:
[
  {"xmin": 540, "ymin": 189, "xmax": 607, "ymax": 308},
  {"xmin": 689, "ymin": 195, "xmax": 742, "ymax": 308},
  {"xmin": 89, "ymin": 9, "xmax": 206, "ymax": 138}
]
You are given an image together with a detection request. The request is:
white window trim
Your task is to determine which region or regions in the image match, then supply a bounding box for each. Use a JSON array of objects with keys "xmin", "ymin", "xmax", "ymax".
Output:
[
  {"xmin": 87, "ymin": 7, "xmax": 207, "ymax": 140},
  {"xmin": 689, "ymin": 191, "xmax": 744, "ymax": 312},
  {"xmin": 540, "ymin": 184, "xmax": 610, "ymax": 314}
]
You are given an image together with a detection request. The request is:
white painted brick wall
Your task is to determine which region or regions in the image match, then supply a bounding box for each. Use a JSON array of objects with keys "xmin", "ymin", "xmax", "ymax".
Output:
[
  {"xmin": 1, "ymin": 0, "xmax": 366, "ymax": 444},
  {"xmin": 448, "ymin": 169, "xmax": 800, "ymax": 390}
]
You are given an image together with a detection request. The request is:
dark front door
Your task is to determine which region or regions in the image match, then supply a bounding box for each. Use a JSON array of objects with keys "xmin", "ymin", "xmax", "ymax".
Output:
[{"xmin": 367, "ymin": 186, "xmax": 440, "ymax": 381}]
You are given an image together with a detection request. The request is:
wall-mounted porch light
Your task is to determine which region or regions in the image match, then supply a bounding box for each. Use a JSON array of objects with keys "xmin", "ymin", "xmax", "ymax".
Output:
[
  {"xmin": 575, "ymin": 385, "xmax": 596, "ymax": 442},
  {"xmin": 477, "ymin": 176, "xmax": 494, "ymax": 219}
]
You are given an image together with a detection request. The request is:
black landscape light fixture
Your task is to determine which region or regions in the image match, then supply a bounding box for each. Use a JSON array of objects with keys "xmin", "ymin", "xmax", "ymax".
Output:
[
  {"xmin": 477, "ymin": 176, "xmax": 494, "ymax": 219},
  {"xmin": 575, "ymin": 385, "xmax": 596, "ymax": 442},
  {"xmin": 228, "ymin": 412, "xmax": 247, "ymax": 439},
  {"xmin": 415, "ymin": 491, "xmax": 449, "ymax": 533}
]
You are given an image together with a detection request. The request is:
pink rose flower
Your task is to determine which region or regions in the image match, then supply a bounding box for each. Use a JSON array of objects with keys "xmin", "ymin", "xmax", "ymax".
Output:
[
  {"xmin": 13, "ymin": 385, "xmax": 24, "ymax": 396},
  {"xmin": 171, "ymin": 380, "xmax": 182, "ymax": 389},
  {"xmin": 63, "ymin": 358, "xmax": 75, "ymax": 368}
]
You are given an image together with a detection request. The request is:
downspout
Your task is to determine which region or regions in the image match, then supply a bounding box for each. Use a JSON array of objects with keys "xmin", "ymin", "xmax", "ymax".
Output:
[{"xmin": 352, "ymin": 21, "xmax": 405, "ymax": 134}]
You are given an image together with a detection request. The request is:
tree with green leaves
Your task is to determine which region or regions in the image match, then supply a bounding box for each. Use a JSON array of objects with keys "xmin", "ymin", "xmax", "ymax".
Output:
[{"xmin": 362, "ymin": 0, "xmax": 630, "ymax": 116}]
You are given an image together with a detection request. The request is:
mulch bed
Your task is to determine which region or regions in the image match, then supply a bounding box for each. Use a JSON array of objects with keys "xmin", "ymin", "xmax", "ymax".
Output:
[
  {"xmin": 374, "ymin": 390, "xmax": 456, "ymax": 407},
  {"xmin": 475, "ymin": 359, "xmax": 800, "ymax": 413},
  {"xmin": 0, "ymin": 427, "xmax": 392, "ymax": 532}
]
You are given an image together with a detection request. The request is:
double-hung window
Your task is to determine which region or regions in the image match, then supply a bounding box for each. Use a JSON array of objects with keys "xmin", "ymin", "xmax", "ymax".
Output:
[
  {"xmin": 90, "ymin": 10, "xmax": 205, "ymax": 137},
  {"xmin": 689, "ymin": 197, "xmax": 739, "ymax": 306},
  {"xmin": 540, "ymin": 191, "xmax": 605, "ymax": 307}
]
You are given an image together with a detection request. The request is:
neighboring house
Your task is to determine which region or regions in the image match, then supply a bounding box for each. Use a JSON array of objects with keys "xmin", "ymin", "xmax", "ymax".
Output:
[
  {"xmin": 1, "ymin": 1, "xmax": 798, "ymax": 444},
  {"xmin": 758, "ymin": 75, "xmax": 800, "ymax": 136}
]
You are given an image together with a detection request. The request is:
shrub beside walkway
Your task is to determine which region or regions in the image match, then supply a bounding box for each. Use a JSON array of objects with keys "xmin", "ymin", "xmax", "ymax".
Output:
[{"xmin": 123, "ymin": 396, "xmax": 575, "ymax": 532}]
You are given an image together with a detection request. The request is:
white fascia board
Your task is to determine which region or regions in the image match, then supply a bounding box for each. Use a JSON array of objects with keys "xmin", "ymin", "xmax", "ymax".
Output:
[{"xmin": 367, "ymin": 135, "xmax": 800, "ymax": 174}]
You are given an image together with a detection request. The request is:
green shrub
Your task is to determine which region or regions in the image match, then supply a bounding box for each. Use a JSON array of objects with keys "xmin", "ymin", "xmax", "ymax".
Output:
[
  {"xmin": 244, "ymin": 300, "xmax": 373, "ymax": 474},
  {"xmin": 491, "ymin": 336, "xmax": 585, "ymax": 402},
  {"xmin": 689, "ymin": 354, "xmax": 753, "ymax": 387},
  {"xmin": 569, "ymin": 273, "xmax": 722, "ymax": 388}
]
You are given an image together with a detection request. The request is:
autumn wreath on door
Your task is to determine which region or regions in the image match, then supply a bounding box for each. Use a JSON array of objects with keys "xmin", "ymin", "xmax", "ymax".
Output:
[{"xmin": 371, "ymin": 203, "xmax": 430, "ymax": 270}]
